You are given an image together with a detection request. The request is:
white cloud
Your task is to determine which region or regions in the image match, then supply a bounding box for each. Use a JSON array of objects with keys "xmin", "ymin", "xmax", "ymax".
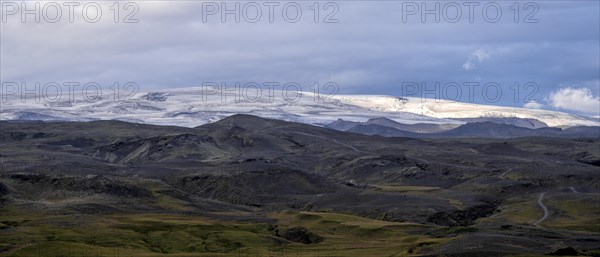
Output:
[
  {"xmin": 462, "ymin": 49, "xmax": 490, "ymax": 70},
  {"xmin": 523, "ymin": 101, "xmax": 543, "ymax": 109},
  {"xmin": 548, "ymin": 87, "xmax": 600, "ymax": 115},
  {"xmin": 473, "ymin": 49, "xmax": 491, "ymax": 62},
  {"xmin": 462, "ymin": 62, "xmax": 475, "ymax": 70}
]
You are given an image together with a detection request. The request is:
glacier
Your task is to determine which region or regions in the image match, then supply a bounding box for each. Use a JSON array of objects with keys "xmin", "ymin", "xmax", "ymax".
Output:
[{"xmin": 1, "ymin": 86, "xmax": 597, "ymax": 128}]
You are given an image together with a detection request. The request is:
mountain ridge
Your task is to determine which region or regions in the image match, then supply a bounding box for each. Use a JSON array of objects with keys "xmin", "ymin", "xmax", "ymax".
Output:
[
  {"xmin": 346, "ymin": 121, "xmax": 599, "ymax": 139},
  {"xmin": 1, "ymin": 87, "xmax": 597, "ymax": 128}
]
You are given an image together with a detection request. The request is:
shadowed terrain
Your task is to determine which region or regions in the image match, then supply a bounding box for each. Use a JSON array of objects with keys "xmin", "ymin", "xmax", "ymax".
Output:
[{"xmin": 1, "ymin": 115, "xmax": 599, "ymax": 256}]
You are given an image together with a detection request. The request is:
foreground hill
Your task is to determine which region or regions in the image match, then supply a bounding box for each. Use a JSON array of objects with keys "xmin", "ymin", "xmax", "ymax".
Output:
[{"xmin": 1, "ymin": 115, "xmax": 599, "ymax": 256}]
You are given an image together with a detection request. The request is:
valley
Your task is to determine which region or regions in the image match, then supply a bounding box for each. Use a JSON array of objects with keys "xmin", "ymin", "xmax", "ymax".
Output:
[{"xmin": 1, "ymin": 115, "xmax": 599, "ymax": 256}]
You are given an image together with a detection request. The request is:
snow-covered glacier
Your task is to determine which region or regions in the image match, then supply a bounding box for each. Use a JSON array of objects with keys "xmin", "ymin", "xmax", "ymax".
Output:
[{"xmin": 1, "ymin": 86, "xmax": 597, "ymax": 128}]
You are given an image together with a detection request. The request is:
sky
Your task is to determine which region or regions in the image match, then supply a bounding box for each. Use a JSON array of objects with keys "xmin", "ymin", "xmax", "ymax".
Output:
[{"xmin": 1, "ymin": 1, "xmax": 599, "ymax": 116}]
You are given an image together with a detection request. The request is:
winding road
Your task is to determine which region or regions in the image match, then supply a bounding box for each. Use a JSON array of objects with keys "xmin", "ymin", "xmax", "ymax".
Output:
[
  {"xmin": 533, "ymin": 192, "xmax": 549, "ymax": 226},
  {"xmin": 532, "ymin": 187, "xmax": 580, "ymax": 226}
]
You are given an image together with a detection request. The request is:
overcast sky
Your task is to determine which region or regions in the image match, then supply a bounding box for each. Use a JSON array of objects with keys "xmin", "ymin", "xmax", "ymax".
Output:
[{"xmin": 1, "ymin": 1, "xmax": 599, "ymax": 116}]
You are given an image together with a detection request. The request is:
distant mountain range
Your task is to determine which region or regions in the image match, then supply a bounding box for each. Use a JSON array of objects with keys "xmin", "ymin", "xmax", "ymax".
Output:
[
  {"xmin": 1, "ymin": 87, "xmax": 598, "ymax": 128},
  {"xmin": 326, "ymin": 117, "xmax": 460, "ymax": 133},
  {"xmin": 326, "ymin": 117, "xmax": 599, "ymax": 139}
]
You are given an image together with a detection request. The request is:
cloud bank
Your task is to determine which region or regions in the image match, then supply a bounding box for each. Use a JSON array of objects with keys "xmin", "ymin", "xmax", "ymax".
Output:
[{"xmin": 548, "ymin": 87, "xmax": 600, "ymax": 115}]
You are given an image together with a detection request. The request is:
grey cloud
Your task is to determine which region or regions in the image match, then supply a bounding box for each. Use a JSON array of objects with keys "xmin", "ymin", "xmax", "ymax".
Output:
[{"xmin": 1, "ymin": 1, "xmax": 598, "ymax": 112}]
